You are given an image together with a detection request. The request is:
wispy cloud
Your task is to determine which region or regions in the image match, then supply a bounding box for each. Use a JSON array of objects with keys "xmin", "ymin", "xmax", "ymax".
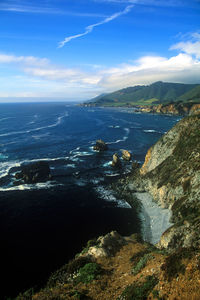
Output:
[
  {"xmin": 95, "ymin": 0, "xmax": 193, "ymax": 7},
  {"xmin": 58, "ymin": 5, "xmax": 133, "ymax": 48},
  {"xmin": 0, "ymin": 1, "xmax": 106, "ymax": 17}
]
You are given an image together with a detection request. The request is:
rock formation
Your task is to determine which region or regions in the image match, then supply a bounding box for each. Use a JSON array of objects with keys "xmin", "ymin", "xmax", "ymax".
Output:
[
  {"xmin": 122, "ymin": 150, "xmax": 132, "ymax": 161},
  {"xmin": 86, "ymin": 231, "xmax": 127, "ymax": 258},
  {"xmin": 15, "ymin": 161, "xmax": 51, "ymax": 184},
  {"xmin": 138, "ymin": 102, "xmax": 200, "ymax": 116},
  {"xmin": 131, "ymin": 113, "xmax": 200, "ymax": 249},
  {"xmin": 93, "ymin": 139, "xmax": 108, "ymax": 151},
  {"xmin": 111, "ymin": 153, "xmax": 122, "ymax": 168}
]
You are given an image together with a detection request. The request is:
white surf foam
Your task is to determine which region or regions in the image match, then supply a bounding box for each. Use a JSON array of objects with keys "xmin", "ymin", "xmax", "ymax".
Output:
[
  {"xmin": 0, "ymin": 153, "xmax": 8, "ymax": 159},
  {"xmin": 107, "ymin": 128, "xmax": 130, "ymax": 145},
  {"xmin": 0, "ymin": 181, "xmax": 60, "ymax": 192},
  {"xmin": 103, "ymin": 161, "xmax": 112, "ymax": 168},
  {"xmin": 0, "ymin": 161, "xmax": 21, "ymax": 179},
  {"xmin": 95, "ymin": 186, "xmax": 131, "ymax": 209},
  {"xmin": 143, "ymin": 129, "xmax": 156, "ymax": 133},
  {"xmin": 0, "ymin": 156, "xmax": 70, "ymax": 179}
]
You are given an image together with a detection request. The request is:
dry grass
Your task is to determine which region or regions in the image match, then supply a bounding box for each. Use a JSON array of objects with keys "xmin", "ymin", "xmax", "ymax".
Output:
[{"xmin": 27, "ymin": 240, "xmax": 200, "ymax": 300}]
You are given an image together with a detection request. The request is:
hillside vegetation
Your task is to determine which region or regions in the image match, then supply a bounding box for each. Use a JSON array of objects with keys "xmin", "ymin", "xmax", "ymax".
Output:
[
  {"xmin": 17, "ymin": 113, "xmax": 200, "ymax": 300},
  {"xmin": 85, "ymin": 81, "xmax": 200, "ymax": 106}
]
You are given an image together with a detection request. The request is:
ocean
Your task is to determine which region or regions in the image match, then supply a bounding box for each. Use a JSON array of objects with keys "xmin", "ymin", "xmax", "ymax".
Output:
[{"xmin": 0, "ymin": 102, "xmax": 180, "ymax": 298}]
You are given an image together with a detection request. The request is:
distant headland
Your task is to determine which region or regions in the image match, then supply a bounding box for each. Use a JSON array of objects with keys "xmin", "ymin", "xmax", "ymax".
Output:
[{"xmin": 81, "ymin": 81, "xmax": 200, "ymax": 115}]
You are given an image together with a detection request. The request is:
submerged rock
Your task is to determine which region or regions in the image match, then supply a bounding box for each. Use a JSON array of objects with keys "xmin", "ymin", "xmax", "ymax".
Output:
[
  {"xmin": 15, "ymin": 161, "xmax": 51, "ymax": 184},
  {"xmin": 93, "ymin": 139, "xmax": 108, "ymax": 151},
  {"xmin": 111, "ymin": 153, "xmax": 122, "ymax": 168},
  {"xmin": 122, "ymin": 150, "xmax": 132, "ymax": 161}
]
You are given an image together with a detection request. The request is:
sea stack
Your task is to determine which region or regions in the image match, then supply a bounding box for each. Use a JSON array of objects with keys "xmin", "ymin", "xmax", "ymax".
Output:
[
  {"xmin": 122, "ymin": 150, "xmax": 132, "ymax": 161},
  {"xmin": 15, "ymin": 161, "xmax": 51, "ymax": 184},
  {"xmin": 111, "ymin": 153, "xmax": 122, "ymax": 168},
  {"xmin": 93, "ymin": 139, "xmax": 108, "ymax": 151}
]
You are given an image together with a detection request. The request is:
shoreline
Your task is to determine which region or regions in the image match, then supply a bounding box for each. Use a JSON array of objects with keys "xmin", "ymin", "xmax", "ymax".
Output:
[
  {"xmin": 134, "ymin": 192, "xmax": 173, "ymax": 245},
  {"xmin": 110, "ymin": 173, "xmax": 173, "ymax": 245}
]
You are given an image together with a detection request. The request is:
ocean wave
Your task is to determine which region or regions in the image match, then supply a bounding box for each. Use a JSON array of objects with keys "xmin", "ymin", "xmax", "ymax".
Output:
[
  {"xmin": 0, "ymin": 117, "xmax": 14, "ymax": 122},
  {"xmin": 65, "ymin": 164, "xmax": 76, "ymax": 168},
  {"xmin": 32, "ymin": 132, "xmax": 50, "ymax": 140},
  {"xmin": 95, "ymin": 186, "xmax": 131, "ymax": 208},
  {"xmin": 0, "ymin": 181, "xmax": 60, "ymax": 192},
  {"xmin": 143, "ymin": 129, "xmax": 156, "ymax": 133},
  {"xmin": 0, "ymin": 153, "xmax": 8, "ymax": 160},
  {"xmin": 103, "ymin": 161, "xmax": 112, "ymax": 168},
  {"xmin": 0, "ymin": 161, "xmax": 21, "ymax": 179},
  {"xmin": 107, "ymin": 128, "xmax": 130, "ymax": 144},
  {"xmin": 0, "ymin": 156, "xmax": 70, "ymax": 179},
  {"xmin": 0, "ymin": 111, "xmax": 69, "ymax": 137},
  {"xmin": 108, "ymin": 125, "xmax": 120, "ymax": 129},
  {"xmin": 69, "ymin": 147, "xmax": 94, "ymax": 161},
  {"xmin": 74, "ymin": 179, "xmax": 87, "ymax": 186}
]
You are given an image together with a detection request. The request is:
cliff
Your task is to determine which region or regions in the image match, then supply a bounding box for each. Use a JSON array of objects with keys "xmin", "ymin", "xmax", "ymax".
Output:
[
  {"xmin": 138, "ymin": 102, "xmax": 200, "ymax": 116},
  {"xmin": 135, "ymin": 113, "xmax": 200, "ymax": 249},
  {"xmin": 17, "ymin": 114, "xmax": 200, "ymax": 300}
]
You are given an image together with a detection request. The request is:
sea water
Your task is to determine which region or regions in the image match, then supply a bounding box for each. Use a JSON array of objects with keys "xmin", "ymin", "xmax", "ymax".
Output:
[{"xmin": 0, "ymin": 102, "xmax": 180, "ymax": 298}]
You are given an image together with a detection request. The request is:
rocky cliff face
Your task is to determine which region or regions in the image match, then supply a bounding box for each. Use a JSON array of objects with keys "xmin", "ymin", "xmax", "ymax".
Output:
[
  {"xmin": 134, "ymin": 113, "xmax": 200, "ymax": 249},
  {"xmin": 139, "ymin": 102, "xmax": 200, "ymax": 115}
]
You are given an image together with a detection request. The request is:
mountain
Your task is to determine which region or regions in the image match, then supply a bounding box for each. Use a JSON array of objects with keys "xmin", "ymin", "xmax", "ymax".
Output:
[{"xmin": 85, "ymin": 81, "xmax": 200, "ymax": 107}]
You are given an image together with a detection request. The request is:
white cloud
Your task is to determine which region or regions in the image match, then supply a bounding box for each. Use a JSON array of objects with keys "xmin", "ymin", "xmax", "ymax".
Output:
[
  {"xmin": 58, "ymin": 5, "xmax": 133, "ymax": 48},
  {"xmin": 98, "ymin": 53, "xmax": 200, "ymax": 91},
  {"xmin": 0, "ymin": 32, "xmax": 200, "ymax": 99},
  {"xmin": 0, "ymin": 53, "xmax": 48, "ymax": 66},
  {"xmin": 170, "ymin": 41, "xmax": 200, "ymax": 59}
]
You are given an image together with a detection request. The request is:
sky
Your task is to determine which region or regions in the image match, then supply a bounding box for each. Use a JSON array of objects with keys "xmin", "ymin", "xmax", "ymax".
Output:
[{"xmin": 0, "ymin": 0, "xmax": 200, "ymax": 101}]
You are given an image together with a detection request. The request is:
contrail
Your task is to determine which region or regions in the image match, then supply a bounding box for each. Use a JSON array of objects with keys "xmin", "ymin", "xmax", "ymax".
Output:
[{"xmin": 58, "ymin": 5, "xmax": 133, "ymax": 48}]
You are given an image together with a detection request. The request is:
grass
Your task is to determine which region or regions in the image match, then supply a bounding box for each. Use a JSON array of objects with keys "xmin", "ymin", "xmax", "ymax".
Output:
[
  {"xmin": 118, "ymin": 275, "xmax": 158, "ymax": 300},
  {"xmin": 47, "ymin": 256, "xmax": 92, "ymax": 287},
  {"xmin": 132, "ymin": 254, "xmax": 154, "ymax": 275},
  {"xmin": 160, "ymin": 248, "xmax": 197, "ymax": 280}
]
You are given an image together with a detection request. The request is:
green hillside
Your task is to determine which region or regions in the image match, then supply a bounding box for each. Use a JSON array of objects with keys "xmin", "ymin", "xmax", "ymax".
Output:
[
  {"xmin": 178, "ymin": 85, "xmax": 200, "ymax": 102},
  {"xmin": 86, "ymin": 81, "xmax": 200, "ymax": 106}
]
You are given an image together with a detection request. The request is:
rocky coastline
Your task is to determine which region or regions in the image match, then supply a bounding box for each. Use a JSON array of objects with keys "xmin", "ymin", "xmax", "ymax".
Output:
[
  {"xmin": 136, "ymin": 102, "xmax": 200, "ymax": 116},
  {"xmin": 82, "ymin": 101, "xmax": 200, "ymax": 116},
  {"xmin": 17, "ymin": 112, "xmax": 200, "ymax": 299}
]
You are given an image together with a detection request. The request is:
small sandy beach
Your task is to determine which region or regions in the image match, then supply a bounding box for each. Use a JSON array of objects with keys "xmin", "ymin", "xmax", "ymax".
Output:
[{"xmin": 134, "ymin": 192, "xmax": 173, "ymax": 244}]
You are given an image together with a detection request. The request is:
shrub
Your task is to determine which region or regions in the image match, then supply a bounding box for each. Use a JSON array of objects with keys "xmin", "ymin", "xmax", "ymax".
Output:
[
  {"xmin": 47, "ymin": 256, "xmax": 92, "ymax": 287},
  {"xmin": 118, "ymin": 275, "xmax": 158, "ymax": 300},
  {"xmin": 132, "ymin": 254, "xmax": 154, "ymax": 275},
  {"xmin": 75, "ymin": 263, "xmax": 102, "ymax": 284}
]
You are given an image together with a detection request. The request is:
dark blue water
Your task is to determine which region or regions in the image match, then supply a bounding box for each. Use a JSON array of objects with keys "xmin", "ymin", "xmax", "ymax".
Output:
[{"xmin": 0, "ymin": 103, "xmax": 180, "ymax": 298}]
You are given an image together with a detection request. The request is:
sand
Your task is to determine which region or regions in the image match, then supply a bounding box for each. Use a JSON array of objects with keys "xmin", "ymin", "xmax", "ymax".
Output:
[{"xmin": 134, "ymin": 192, "xmax": 173, "ymax": 244}]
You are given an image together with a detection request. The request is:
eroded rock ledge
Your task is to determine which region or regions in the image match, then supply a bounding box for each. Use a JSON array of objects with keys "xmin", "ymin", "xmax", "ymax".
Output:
[{"xmin": 129, "ymin": 113, "xmax": 200, "ymax": 249}]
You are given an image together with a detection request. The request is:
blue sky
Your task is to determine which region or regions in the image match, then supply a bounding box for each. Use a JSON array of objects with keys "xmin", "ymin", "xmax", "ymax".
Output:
[{"xmin": 0, "ymin": 0, "xmax": 200, "ymax": 101}]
